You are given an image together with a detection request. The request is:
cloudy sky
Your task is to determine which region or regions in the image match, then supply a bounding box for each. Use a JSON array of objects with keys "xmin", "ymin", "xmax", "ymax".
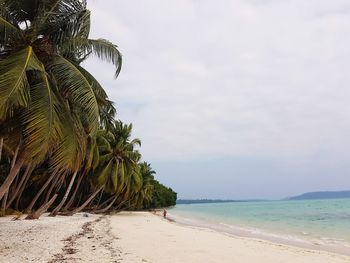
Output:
[{"xmin": 85, "ymin": 0, "xmax": 350, "ymax": 199}]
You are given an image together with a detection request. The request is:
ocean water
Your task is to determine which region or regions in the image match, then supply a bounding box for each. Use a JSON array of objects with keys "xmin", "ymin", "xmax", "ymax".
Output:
[{"xmin": 170, "ymin": 199, "xmax": 350, "ymax": 253}]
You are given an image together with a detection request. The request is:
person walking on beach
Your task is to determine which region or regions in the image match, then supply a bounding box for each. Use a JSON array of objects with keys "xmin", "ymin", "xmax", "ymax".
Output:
[{"xmin": 163, "ymin": 209, "xmax": 167, "ymax": 218}]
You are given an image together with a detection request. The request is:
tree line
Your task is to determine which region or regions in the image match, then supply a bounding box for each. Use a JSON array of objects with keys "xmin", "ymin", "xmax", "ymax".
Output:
[{"xmin": 0, "ymin": 0, "xmax": 176, "ymax": 219}]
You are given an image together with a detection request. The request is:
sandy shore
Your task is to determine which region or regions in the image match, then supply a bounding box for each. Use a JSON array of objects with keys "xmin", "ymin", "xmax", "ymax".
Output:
[{"xmin": 1, "ymin": 212, "xmax": 350, "ymax": 263}]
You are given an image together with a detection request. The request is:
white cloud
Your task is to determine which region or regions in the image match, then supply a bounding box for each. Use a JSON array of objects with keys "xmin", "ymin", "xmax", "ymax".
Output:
[{"xmin": 85, "ymin": 0, "xmax": 350, "ymax": 161}]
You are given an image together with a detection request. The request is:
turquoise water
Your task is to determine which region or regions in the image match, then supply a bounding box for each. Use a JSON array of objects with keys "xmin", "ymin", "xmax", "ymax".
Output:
[{"xmin": 170, "ymin": 199, "xmax": 350, "ymax": 246}]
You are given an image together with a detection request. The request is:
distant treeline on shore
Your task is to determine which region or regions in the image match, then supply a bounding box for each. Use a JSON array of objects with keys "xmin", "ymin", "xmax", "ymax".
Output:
[{"xmin": 176, "ymin": 199, "xmax": 257, "ymax": 205}]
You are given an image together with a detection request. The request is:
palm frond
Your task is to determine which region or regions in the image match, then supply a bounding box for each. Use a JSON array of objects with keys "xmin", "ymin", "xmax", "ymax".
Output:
[
  {"xmin": 50, "ymin": 100, "xmax": 86, "ymax": 172},
  {"xmin": 32, "ymin": 0, "xmax": 88, "ymax": 39},
  {"xmin": 131, "ymin": 138, "xmax": 141, "ymax": 147},
  {"xmin": 62, "ymin": 38, "xmax": 122, "ymax": 77},
  {"xmin": 71, "ymin": 64, "xmax": 117, "ymax": 130},
  {"xmin": 47, "ymin": 55, "xmax": 99, "ymax": 135},
  {"xmin": 85, "ymin": 135, "xmax": 97, "ymax": 171},
  {"xmin": 0, "ymin": 46, "xmax": 42, "ymax": 118},
  {"xmin": 99, "ymin": 100, "xmax": 117, "ymax": 131},
  {"xmin": 97, "ymin": 159, "xmax": 113, "ymax": 186},
  {"xmin": 21, "ymin": 72, "xmax": 61, "ymax": 164},
  {"xmin": 0, "ymin": 16, "xmax": 22, "ymax": 44},
  {"xmin": 45, "ymin": 9, "xmax": 91, "ymax": 47},
  {"xmin": 98, "ymin": 152, "xmax": 113, "ymax": 164},
  {"xmin": 76, "ymin": 65, "xmax": 108, "ymax": 105},
  {"xmin": 91, "ymin": 141, "xmax": 100, "ymax": 170}
]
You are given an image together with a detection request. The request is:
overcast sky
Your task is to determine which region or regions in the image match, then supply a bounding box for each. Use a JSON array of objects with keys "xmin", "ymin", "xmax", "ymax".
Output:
[{"xmin": 85, "ymin": 0, "xmax": 350, "ymax": 199}]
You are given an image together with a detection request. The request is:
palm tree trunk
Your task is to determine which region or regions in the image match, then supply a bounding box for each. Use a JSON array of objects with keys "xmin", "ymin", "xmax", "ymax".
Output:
[
  {"xmin": 26, "ymin": 194, "xmax": 58, "ymax": 220},
  {"xmin": 115, "ymin": 199, "xmax": 128, "ymax": 210},
  {"xmin": 64, "ymin": 171, "xmax": 85, "ymax": 210},
  {"xmin": 8, "ymin": 143, "xmax": 21, "ymax": 197},
  {"xmin": 1, "ymin": 193, "xmax": 8, "ymax": 215},
  {"xmin": 26, "ymin": 171, "xmax": 58, "ymax": 213},
  {"xmin": 43, "ymin": 172, "xmax": 62, "ymax": 204},
  {"xmin": 10, "ymin": 142, "xmax": 20, "ymax": 168},
  {"xmin": 0, "ymin": 142, "xmax": 21, "ymax": 202},
  {"xmin": 71, "ymin": 185, "xmax": 104, "ymax": 214},
  {"xmin": 94, "ymin": 195, "xmax": 114, "ymax": 210},
  {"xmin": 50, "ymin": 171, "xmax": 78, "ymax": 216},
  {"xmin": 0, "ymin": 137, "xmax": 3, "ymax": 161},
  {"xmin": 94, "ymin": 195, "xmax": 118, "ymax": 214},
  {"xmin": 0, "ymin": 155, "xmax": 25, "ymax": 201},
  {"xmin": 5, "ymin": 143, "xmax": 21, "ymax": 192},
  {"xmin": 115, "ymin": 192, "xmax": 137, "ymax": 211},
  {"xmin": 6, "ymin": 165, "xmax": 32, "ymax": 209},
  {"xmin": 95, "ymin": 189, "xmax": 104, "ymax": 208},
  {"xmin": 14, "ymin": 170, "xmax": 31, "ymax": 210}
]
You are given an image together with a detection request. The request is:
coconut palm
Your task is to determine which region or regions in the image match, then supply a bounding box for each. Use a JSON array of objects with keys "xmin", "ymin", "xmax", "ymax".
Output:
[
  {"xmin": 129, "ymin": 162, "xmax": 155, "ymax": 209},
  {"xmin": 0, "ymin": 0, "xmax": 122, "ymax": 202},
  {"xmin": 0, "ymin": 1, "xmax": 178, "ymax": 216},
  {"xmin": 93, "ymin": 121, "xmax": 142, "ymax": 211}
]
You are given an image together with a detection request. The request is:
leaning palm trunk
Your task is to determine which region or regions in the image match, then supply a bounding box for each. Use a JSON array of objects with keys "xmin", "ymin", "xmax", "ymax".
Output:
[
  {"xmin": 44, "ymin": 171, "xmax": 64, "ymax": 204},
  {"xmin": 0, "ymin": 155, "xmax": 25, "ymax": 201},
  {"xmin": 115, "ymin": 198, "xmax": 130, "ymax": 211},
  {"xmin": 1, "ymin": 193, "xmax": 8, "ymax": 215},
  {"xmin": 6, "ymin": 165, "xmax": 32, "ymax": 209},
  {"xmin": 94, "ymin": 195, "xmax": 118, "ymax": 214},
  {"xmin": 14, "ymin": 169, "xmax": 32, "ymax": 210},
  {"xmin": 11, "ymin": 142, "xmax": 20, "ymax": 169},
  {"xmin": 95, "ymin": 186, "xmax": 105, "ymax": 208},
  {"xmin": 26, "ymin": 194, "xmax": 58, "ymax": 220},
  {"xmin": 0, "ymin": 137, "xmax": 3, "ymax": 161},
  {"xmin": 71, "ymin": 185, "xmax": 104, "ymax": 214},
  {"xmin": 4, "ymin": 144, "xmax": 21, "ymax": 210},
  {"xmin": 0, "ymin": 143, "xmax": 22, "ymax": 201},
  {"xmin": 116, "ymin": 192, "xmax": 139, "ymax": 211},
  {"xmin": 95, "ymin": 195, "xmax": 115, "ymax": 210},
  {"xmin": 64, "ymin": 171, "xmax": 85, "ymax": 210},
  {"xmin": 26, "ymin": 171, "xmax": 58, "ymax": 213},
  {"xmin": 50, "ymin": 171, "xmax": 78, "ymax": 216}
]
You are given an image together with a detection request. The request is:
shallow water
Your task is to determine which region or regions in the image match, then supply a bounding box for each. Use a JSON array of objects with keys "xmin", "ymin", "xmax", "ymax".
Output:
[{"xmin": 170, "ymin": 199, "xmax": 350, "ymax": 253}]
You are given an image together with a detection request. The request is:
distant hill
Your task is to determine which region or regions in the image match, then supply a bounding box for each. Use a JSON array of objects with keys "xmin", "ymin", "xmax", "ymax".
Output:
[{"xmin": 287, "ymin": 191, "xmax": 350, "ymax": 200}]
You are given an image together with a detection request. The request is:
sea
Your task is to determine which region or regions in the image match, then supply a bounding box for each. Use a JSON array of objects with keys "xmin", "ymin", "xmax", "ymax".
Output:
[{"xmin": 169, "ymin": 199, "xmax": 350, "ymax": 255}]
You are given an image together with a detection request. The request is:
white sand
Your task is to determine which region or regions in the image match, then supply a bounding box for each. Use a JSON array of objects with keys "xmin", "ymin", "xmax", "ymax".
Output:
[
  {"xmin": 111, "ymin": 212, "xmax": 350, "ymax": 263},
  {"xmin": 1, "ymin": 212, "xmax": 350, "ymax": 263},
  {"xmin": 0, "ymin": 213, "xmax": 121, "ymax": 263}
]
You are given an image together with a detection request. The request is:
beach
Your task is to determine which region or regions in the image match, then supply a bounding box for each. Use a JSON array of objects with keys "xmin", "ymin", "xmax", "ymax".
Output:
[{"xmin": 1, "ymin": 212, "xmax": 350, "ymax": 263}]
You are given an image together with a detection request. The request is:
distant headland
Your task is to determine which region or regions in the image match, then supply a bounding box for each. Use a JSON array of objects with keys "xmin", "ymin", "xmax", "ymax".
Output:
[{"xmin": 286, "ymin": 191, "xmax": 350, "ymax": 200}]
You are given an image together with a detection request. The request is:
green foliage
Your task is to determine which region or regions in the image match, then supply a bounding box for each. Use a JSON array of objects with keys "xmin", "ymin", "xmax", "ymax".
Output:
[
  {"xmin": 0, "ymin": 0, "xmax": 176, "ymax": 216},
  {"xmin": 148, "ymin": 180, "xmax": 177, "ymax": 209}
]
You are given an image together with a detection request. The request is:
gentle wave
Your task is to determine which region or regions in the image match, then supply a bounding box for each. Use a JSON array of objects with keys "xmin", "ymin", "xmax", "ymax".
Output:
[{"xmin": 169, "ymin": 199, "xmax": 350, "ymax": 256}]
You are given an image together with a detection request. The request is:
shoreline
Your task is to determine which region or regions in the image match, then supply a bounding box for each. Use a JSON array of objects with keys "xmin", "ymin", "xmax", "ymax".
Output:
[
  {"xmin": 114, "ymin": 212, "xmax": 350, "ymax": 262},
  {"xmin": 1, "ymin": 212, "xmax": 350, "ymax": 262},
  {"xmin": 167, "ymin": 211, "xmax": 350, "ymax": 257}
]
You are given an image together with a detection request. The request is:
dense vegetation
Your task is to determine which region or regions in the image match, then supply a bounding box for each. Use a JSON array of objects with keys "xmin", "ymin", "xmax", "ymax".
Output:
[
  {"xmin": 0, "ymin": 0, "xmax": 176, "ymax": 218},
  {"xmin": 148, "ymin": 181, "xmax": 177, "ymax": 209}
]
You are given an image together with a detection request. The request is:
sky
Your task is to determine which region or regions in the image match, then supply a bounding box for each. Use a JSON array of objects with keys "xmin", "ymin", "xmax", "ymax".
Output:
[{"xmin": 84, "ymin": 0, "xmax": 350, "ymax": 199}]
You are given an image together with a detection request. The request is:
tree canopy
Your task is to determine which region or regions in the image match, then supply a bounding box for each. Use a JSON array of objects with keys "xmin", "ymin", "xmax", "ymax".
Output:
[{"xmin": 0, "ymin": 0, "xmax": 176, "ymax": 218}]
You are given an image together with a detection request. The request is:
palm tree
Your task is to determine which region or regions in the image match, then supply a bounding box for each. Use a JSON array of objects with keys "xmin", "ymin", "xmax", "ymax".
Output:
[
  {"xmin": 129, "ymin": 162, "xmax": 155, "ymax": 209},
  {"xmin": 93, "ymin": 121, "xmax": 142, "ymax": 211},
  {"xmin": 0, "ymin": 0, "xmax": 122, "ymax": 203}
]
